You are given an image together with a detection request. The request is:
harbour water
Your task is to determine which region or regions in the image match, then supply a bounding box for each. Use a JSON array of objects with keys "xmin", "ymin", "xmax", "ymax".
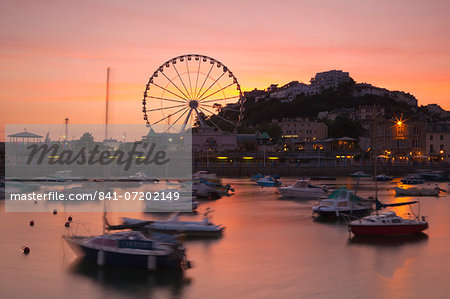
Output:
[{"xmin": 1, "ymin": 177, "xmax": 450, "ymax": 298}]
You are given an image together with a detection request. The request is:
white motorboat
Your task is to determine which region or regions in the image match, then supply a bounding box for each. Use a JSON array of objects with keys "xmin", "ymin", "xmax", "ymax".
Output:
[
  {"xmin": 394, "ymin": 186, "xmax": 440, "ymax": 196},
  {"xmin": 278, "ymin": 179, "xmax": 327, "ymax": 198},
  {"xmin": 122, "ymin": 209, "xmax": 225, "ymax": 237},
  {"xmin": 312, "ymin": 188, "xmax": 373, "ymax": 218}
]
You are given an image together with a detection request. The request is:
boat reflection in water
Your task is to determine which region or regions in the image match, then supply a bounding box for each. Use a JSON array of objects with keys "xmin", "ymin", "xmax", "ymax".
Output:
[
  {"xmin": 69, "ymin": 256, "xmax": 190, "ymax": 296},
  {"xmin": 349, "ymin": 232, "xmax": 429, "ymax": 245}
]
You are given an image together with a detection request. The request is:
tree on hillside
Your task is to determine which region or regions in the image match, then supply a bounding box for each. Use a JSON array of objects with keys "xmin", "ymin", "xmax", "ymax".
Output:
[
  {"xmin": 256, "ymin": 123, "xmax": 282, "ymax": 142},
  {"xmin": 327, "ymin": 116, "xmax": 364, "ymax": 138}
]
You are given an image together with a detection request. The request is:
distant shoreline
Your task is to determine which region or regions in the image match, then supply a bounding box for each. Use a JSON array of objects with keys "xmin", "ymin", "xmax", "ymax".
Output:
[{"xmin": 193, "ymin": 164, "xmax": 450, "ymax": 177}]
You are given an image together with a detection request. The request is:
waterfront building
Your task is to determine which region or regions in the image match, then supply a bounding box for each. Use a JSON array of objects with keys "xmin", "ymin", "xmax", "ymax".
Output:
[
  {"xmin": 310, "ymin": 70, "xmax": 350, "ymax": 91},
  {"xmin": 426, "ymin": 122, "xmax": 450, "ymax": 163},
  {"xmin": 275, "ymin": 117, "xmax": 328, "ymax": 141},
  {"xmin": 356, "ymin": 105, "xmax": 386, "ymax": 130},
  {"xmin": 7, "ymin": 130, "xmax": 43, "ymax": 143},
  {"xmin": 192, "ymin": 127, "xmax": 238, "ymax": 151},
  {"xmin": 370, "ymin": 118, "xmax": 426, "ymax": 164}
]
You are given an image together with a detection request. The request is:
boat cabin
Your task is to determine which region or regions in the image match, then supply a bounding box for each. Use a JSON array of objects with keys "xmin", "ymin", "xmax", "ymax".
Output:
[
  {"xmin": 361, "ymin": 211, "xmax": 405, "ymax": 224},
  {"xmin": 88, "ymin": 231, "xmax": 153, "ymax": 249},
  {"xmin": 318, "ymin": 188, "xmax": 370, "ymax": 208}
]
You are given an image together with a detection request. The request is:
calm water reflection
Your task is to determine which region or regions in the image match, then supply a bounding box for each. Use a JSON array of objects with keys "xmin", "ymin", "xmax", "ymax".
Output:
[{"xmin": 1, "ymin": 177, "xmax": 450, "ymax": 298}]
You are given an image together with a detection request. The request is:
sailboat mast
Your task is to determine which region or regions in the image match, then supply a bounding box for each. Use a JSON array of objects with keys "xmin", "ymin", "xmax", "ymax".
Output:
[
  {"xmin": 103, "ymin": 67, "xmax": 110, "ymax": 234},
  {"xmin": 105, "ymin": 67, "xmax": 110, "ymax": 140},
  {"xmin": 374, "ymin": 105, "xmax": 378, "ymax": 201}
]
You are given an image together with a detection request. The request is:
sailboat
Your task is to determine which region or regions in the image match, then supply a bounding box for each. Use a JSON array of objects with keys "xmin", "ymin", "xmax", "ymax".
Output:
[{"xmin": 347, "ymin": 200, "xmax": 428, "ymax": 236}]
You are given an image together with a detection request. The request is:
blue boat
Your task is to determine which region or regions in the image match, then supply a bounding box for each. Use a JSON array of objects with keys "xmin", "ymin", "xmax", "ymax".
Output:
[
  {"xmin": 250, "ymin": 173, "xmax": 264, "ymax": 181},
  {"xmin": 256, "ymin": 176, "xmax": 281, "ymax": 187},
  {"xmin": 64, "ymin": 231, "xmax": 190, "ymax": 270}
]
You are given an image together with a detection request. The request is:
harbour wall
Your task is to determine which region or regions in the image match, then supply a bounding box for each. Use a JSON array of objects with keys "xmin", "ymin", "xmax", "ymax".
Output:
[{"xmin": 193, "ymin": 164, "xmax": 450, "ymax": 177}]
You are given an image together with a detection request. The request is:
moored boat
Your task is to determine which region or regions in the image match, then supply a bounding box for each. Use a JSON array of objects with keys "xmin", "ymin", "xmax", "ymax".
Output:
[
  {"xmin": 394, "ymin": 186, "xmax": 440, "ymax": 196},
  {"xmin": 421, "ymin": 171, "xmax": 449, "ymax": 182},
  {"xmin": 256, "ymin": 176, "xmax": 281, "ymax": 187},
  {"xmin": 400, "ymin": 176, "xmax": 424, "ymax": 185},
  {"xmin": 192, "ymin": 178, "xmax": 232, "ymax": 199},
  {"xmin": 250, "ymin": 173, "xmax": 264, "ymax": 181},
  {"xmin": 122, "ymin": 210, "xmax": 225, "ymax": 237},
  {"xmin": 312, "ymin": 188, "xmax": 373, "ymax": 218},
  {"xmin": 348, "ymin": 211, "xmax": 428, "ymax": 236},
  {"xmin": 64, "ymin": 231, "xmax": 190, "ymax": 270},
  {"xmin": 278, "ymin": 179, "xmax": 327, "ymax": 199},
  {"xmin": 193, "ymin": 171, "xmax": 221, "ymax": 183}
]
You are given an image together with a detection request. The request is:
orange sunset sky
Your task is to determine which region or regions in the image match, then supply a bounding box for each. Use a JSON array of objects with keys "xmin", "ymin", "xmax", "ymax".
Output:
[{"xmin": 1, "ymin": 0, "xmax": 450, "ymax": 139}]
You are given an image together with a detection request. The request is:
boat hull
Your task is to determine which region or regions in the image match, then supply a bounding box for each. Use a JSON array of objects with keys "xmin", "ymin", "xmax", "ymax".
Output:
[
  {"xmin": 394, "ymin": 187, "xmax": 439, "ymax": 196},
  {"xmin": 313, "ymin": 207, "xmax": 372, "ymax": 218},
  {"xmin": 350, "ymin": 223, "xmax": 428, "ymax": 236},
  {"xmin": 64, "ymin": 237, "xmax": 182, "ymax": 269},
  {"xmin": 146, "ymin": 227, "xmax": 224, "ymax": 237},
  {"xmin": 256, "ymin": 181, "xmax": 280, "ymax": 187},
  {"xmin": 122, "ymin": 218, "xmax": 225, "ymax": 237}
]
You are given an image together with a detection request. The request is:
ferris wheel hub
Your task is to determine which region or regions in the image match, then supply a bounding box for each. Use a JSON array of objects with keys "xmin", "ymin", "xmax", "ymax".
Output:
[{"xmin": 189, "ymin": 100, "xmax": 199, "ymax": 109}]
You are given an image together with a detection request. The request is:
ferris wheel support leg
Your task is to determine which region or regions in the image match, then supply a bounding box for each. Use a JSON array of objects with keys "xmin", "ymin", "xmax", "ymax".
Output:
[{"xmin": 180, "ymin": 108, "xmax": 193, "ymax": 133}]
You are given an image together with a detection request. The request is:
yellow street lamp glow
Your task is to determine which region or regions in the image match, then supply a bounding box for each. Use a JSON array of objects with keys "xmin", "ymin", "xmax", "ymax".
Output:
[
  {"xmin": 216, "ymin": 156, "xmax": 228, "ymax": 160},
  {"xmin": 242, "ymin": 157, "xmax": 254, "ymax": 160},
  {"xmin": 268, "ymin": 157, "xmax": 279, "ymax": 160},
  {"xmin": 397, "ymin": 121, "xmax": 402, "ymax": 126}
]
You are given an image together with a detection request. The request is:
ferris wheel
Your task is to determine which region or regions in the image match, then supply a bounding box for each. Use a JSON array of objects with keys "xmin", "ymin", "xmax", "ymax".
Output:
[{"xmin": 142, "ymin": 54, "xmax": 244, "ymax": 133}]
